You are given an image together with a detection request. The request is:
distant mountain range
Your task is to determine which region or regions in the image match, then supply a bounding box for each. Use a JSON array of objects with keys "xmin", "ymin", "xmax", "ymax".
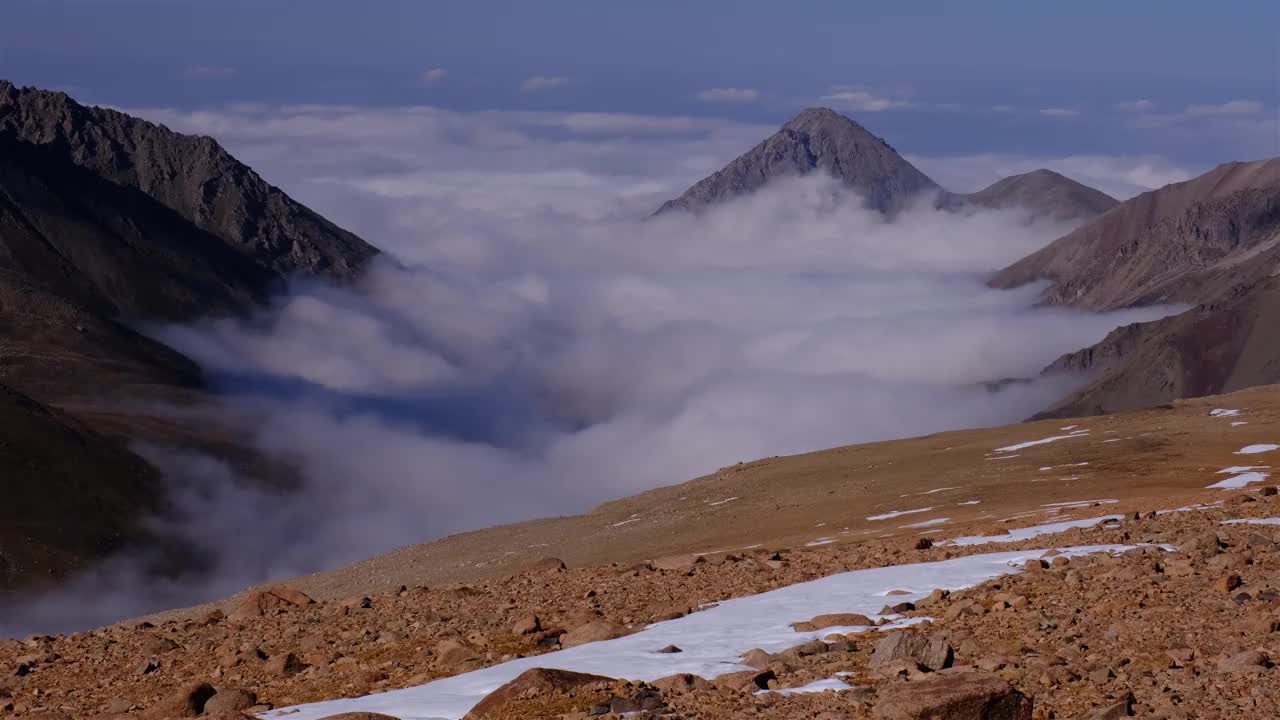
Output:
[
  {"xmin": 0, "ymin": 81, "xmax": 379, "ymax": 593},
  {"xmin": 656, "ymin": 107, "xmax": 1118, "ymax": 223}
]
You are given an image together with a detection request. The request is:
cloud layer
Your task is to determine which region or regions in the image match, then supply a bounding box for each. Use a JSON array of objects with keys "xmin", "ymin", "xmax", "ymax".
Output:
[{"xmin": 0, "ymin": 104, "xmax": 1174, "ymax": 634}]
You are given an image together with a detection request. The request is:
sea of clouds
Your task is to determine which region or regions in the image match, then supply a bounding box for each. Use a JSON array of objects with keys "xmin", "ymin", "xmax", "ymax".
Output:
[{"xmin": 0, "ymin": 105, "xmax": 1178, "ymax": 634}]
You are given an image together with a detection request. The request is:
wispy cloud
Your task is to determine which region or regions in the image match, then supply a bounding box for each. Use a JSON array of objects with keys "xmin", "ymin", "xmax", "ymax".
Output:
[
  {"xmin": 183, "ymin": 66, "xmax": 237, "ymax": 78},
  {"xmin": 422, "ymin": 68, "xmax": 448, "ymax": 86},
  {"xmin": 1114, "ymin": 99, "xmax": 1154, "ymax": 113},
  {"xmin": 1039, "ymin": 107, "xmax": 1080, "ymax": 118},
  {"xmin": 697, "ymin": 87, "xmax": 759, "ymax": 103},
  {"xmin": 819, "ymin": 87, "xmax": 911, "ymax": 112},
  {"xmin": 1185, "ymin": 99, "xmax": 1264, "ymax": 117},
  {"xmin": 520, "ymin": 76, "xmax": 573, "ymax": 94}
]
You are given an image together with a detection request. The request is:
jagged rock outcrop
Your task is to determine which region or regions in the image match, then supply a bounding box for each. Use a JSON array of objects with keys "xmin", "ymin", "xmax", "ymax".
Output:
[{"xmin": 0, "ymin": 80, "xmax": 378, "ymax": 283}]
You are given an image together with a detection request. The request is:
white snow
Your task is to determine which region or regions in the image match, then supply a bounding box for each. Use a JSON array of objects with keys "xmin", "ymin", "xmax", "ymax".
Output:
[
  {"xmin": 866, "ymin": 507, "xmax": 932, "ymax": 521},
  {"xmin": 805, "ymin": 538, "xmax": 836, "ymax": 547},
  {"xmin": 1060, "ymin": 425, "xmax": 1078, "ymax": 430},
  {"xmin": 708, "ymin": 496, "xmax": 740, "ymax": 506},
  {"xmin": 1207, "ymin": 471, "xmax": 1270, "ymax": 489},
  {"xmin": 608, "ymin": 515, "xmax": 642, "ymax": 528},
  {"xmin": 1039, "ymin": 462, "xmax": 1090, "ymax": 471},
  {"xmin": 958, "ymin": 500, "xmax": 982, "ymax": 506},
  {"xmin": 1222, "ymin": 518, "xmax": 1280, "ymax": 526},
  {"xmin": 901, "ymin": 517, "xmax": 950, "ymax": 529},
  {"xmin": 942, "ymin": 515, "xmax": 1123, "ymax": 546},
  {"xmin": 1210, "ymin": 408, "xmax": 1242, "ymax": 417},
  {"xmin": 759, "ymin": 677, "xmax": 854, "ymax": 695},
  {"xmin": 984, "ymin": 454, "xmax": 1021, "ymax": 460},
  {"xmin": 268, "ymin": 545, "xmax": 1140, "ymax": 720},
  {"xmin": 993, "ymin": 430, "xmax": 1089, "ymax": 453},
  {"xmin": 1237, "ymin": 445, "xmax": 1280, "ymax": 455},
  {"xmin": 1219, "ymin": 465, "xmax": 1270, "ymax": 474},
  {"xmin": 1167, "ymin": 501, "xmax": 1224, "ymax": 513},
  {"xmin": 902, "ymin": 487, "xmax": 960, "ymax": 497},
  {"xmin": 1233, "ymin": 422, "xmax": 1250, "ymax": 427}
]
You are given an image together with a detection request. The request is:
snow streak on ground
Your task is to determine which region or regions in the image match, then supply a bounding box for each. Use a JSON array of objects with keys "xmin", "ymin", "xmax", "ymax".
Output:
[
  {"xmin": 1237, "ymin": 444, "xmax": 1280, "ymax": 455},
  {"xmin": 992, "ymin": 430, "xmax": 1089, "ymax": 453},
  {"xmin": 866, "ymin": 507, "xmax": 932, "ymax": 521},
  {"xmin": 268, "ymin": 545, "xmax": 1139, "ymax": 720},
  {"xmin": 1222, "ymin": 518, "xmax": 1280, "ymax": 526},
  {"xmin": 941, "ymin": 515, "xmax": 1123, "ymax": 546},
  {"xmin": 1207, "ymin": 471, "xmax": 1270, "ymax": 489},
  {"xmin": 1210, "ymin": 409, "xmax": 1242, "ymax": 417}
]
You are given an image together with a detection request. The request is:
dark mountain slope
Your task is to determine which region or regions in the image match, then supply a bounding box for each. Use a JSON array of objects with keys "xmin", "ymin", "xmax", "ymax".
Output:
[{"xmin": 0, "ymin": 80, "xmax": 378, "ymax": 282}]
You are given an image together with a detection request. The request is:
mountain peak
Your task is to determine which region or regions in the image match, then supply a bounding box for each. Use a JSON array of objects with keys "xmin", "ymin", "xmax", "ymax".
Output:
[
  {"xmin": 655, "ymin": 107, "xmax": 938, "ymax": 215},
  {"xmin": 962, "ymin": 168, "xmax": 1117, "ymax": 223}
]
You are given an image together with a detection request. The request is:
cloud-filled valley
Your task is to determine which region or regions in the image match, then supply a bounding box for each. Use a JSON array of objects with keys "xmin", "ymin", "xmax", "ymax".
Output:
[{"xmin": 0, "ymin": 104, "xmax": 1179, "ymax": 634}]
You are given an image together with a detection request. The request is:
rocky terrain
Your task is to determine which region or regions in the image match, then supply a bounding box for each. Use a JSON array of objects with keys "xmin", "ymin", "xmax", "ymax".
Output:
[
  {"xmin": 655, "ymin": 107, "xmax": 1117, "ymax": 225},
  {"xmin": 0, "ymin": 80, "xmax": 378, "ymax": 592},
  {"xmin": 4, "ymin": 385, "xmax": 1280, "ymax": 719},
  {"xmin": 992, "ymin": 158, "xmax": 1280, "ymax": 416}
]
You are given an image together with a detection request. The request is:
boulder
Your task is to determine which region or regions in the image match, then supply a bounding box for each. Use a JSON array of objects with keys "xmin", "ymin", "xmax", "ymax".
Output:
[
  {"xmin": 229, "ymin": 587, "xmax": 314, "ymax": 620},
  {"xmin": 792, "ymin": 613, "xmax": 873, "ymax": 631},
  {"xmin": 651, "ymin": 673, "xmax": 714, "ymax": 694},
  {"xmin": 463, "ymin": 667, "xmax": 617, "ymax": 719},
  {"xmin": 204, "ymin": 688, "xmax": 258, "ymax": 715},
  {"xmin": 526, "ymin": 557, "xmax": 566, "ymax": 573},
  {"xmin": 649, "ymin": 554, "xmax": 704, "ymax": 571},
  {"xmin": 560, "ymin": 620, "xmax": 627, "ymax": 648},
  {"xmin": 873, "ymin": 671, "xmax": 1032, "ymax": 719},
  {"xmin": 142, "ymin": 681, "xmax": 217, "ymax": 719},
  {"xmin": 511, "ymin": 613, "xmax": 541, "ymax": 635},
  {"xmin": 870, "ymin": 631, "xmax": 954, "ymax": 673}
]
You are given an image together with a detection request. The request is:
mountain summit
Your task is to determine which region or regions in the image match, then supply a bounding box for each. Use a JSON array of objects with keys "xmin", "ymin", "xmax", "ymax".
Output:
[
  {"xmin": 964, "ymin": 168, "xmax": 1118, "ymax": 223},
  {"xmin": 655, "ymin": 107, "xmax": 941, "ymax": 216}
]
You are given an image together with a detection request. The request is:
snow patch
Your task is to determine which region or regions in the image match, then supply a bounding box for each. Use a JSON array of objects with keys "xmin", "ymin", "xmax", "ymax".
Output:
[
  {"xmin": 708, "ymin": 496, "xmax": 740, "ymax": 506},
  {"xmin": 901, "ymin": 517, "xmax": 950, "ymax": 529},
  {"xmin": 958, "ymin": 500, "xmax": 982, "ymax": 506},
  {"xmin": 1210, "ymin": 408, "xmax": 1242, "ymax": 417},
  {"xmin": 269, "ymin": 546, "xmax": 1140, "ymax": 720},
  {"xmin": 1207, "ymin": 471, "xmax": 1270, "ymax": 489},
  {"xmin": 1041, "ymin": 499, "xmax": 1119, "ymax": 509},
  {"xmin": 1237, "ymin": 445, "xmax": 1280, "ymax": 455},
  {"xmin": 759, "ymin": 677, "xmax": 854, "ymax": 695},
  {"xmin": 805, "ymin": 538, "xmax": 836, "ymax": 547},
  {"xmin": 943, "ymin": 515, "xmax": 1123, "ymax": 546},
  {"xmin": 1222, "ymin": 518, "xmax": 1280, "ymax": 526},
  {"xmin": 993, "ymin": 430, "xmax": 1089, "ymax": 453}
]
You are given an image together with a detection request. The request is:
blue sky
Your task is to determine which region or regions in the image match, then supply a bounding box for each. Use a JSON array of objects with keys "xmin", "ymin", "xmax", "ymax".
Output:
[{"xmin": 2, "ymin": 0, "xmax": 1277, "ymax": 165}]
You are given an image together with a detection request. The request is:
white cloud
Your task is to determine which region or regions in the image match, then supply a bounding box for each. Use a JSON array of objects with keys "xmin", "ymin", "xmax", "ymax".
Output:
[
  {"xmin": 183, "ymin": 66, "xmax": 236, "ymax": 78},
  {"xmin": 1185, "ymin": 99, "xmax": 1264, "ymax": 117},
  {"xmin": 1114, "ymin": 99, "xmax": 1154, "ymax": 113},
  {"xmin": 697, "ymin": 87, "xmax": 759, "ymax": 103},
  {"xmin": 422, "ymin": 67, "xmax": 448, "ymax": 85},
  {"xmin": 520, "ymin": 75, "xmax": 573, "ymax": 94},
  {"xmin": 819, "ymin": 87, "xmax": 911, "ymax": 112},
  {"xmin": 4, "ymin": 103, "xmax": 1178, "ymax": 633},
  {"xmin": 1039, "ymin": 107, "xmax": 1080, "ymax": 118}
]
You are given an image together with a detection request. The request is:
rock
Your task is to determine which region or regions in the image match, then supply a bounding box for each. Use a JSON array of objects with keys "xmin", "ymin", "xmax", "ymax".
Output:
[
  {"xmin": 881, "ymin": 601, "xmax": 916, "ymax": 614},
  {"xmin": 142, "ymin": 681, "xmax": 217, "ymax": 719},
  {"xmin": 872, "ymin": 670, "xmax": 1032, "ymax": 720},
  {"xmin": 229, "ymin": 587, "xmax": 314, "ymax": 620},
  {"xmin": 1090, "ymin": 694, "xmax": 1134, "ymax": 719},
  {"xmin": 561, "ymin": 620, "xmax": 627, "ymax": 648},
  {"xmin": 527, "ymin": 557, "xmax": 567, "ymax": 573},
  {"xmin": 870, "ymin": 631, "xmax": 953, "ymax": 673},
  {"xmin": 657, "ymin": 645, "xmax": 682, "ymax": 653},
  {"xmin": 649, "ymin": 554, "xmax": 704, "ymax": 571},
  {"xmin": 915, "ymin": 538, "xmax": 934, "ymax": 550},
  {"xmin": 714, "ymin": 668, "xmax": 776, "ymax": 693},
  {"xmin": 651, "ymin": 673, "xmax": 714, "ymax": 694},
  {"xmin": 1217, "ymin": 649, "xmax": 1268, "ymax": 673},
  {"xmin": 792, "ymin": 613, "xmax": 874, "ymax": 631},
  {"xmin": 204, "ymin": 689, "xmax": 258, "ymax": 715},
  {"xmin": 264, "ymin": 653, "xmax": 305, "ymax": 677},
  {"xmin": 434, "ymin": 639, "xmax": 480, "ymax": 667},
  {"xmin": 140, "ymin": 635, "xmax": 179, "ymax": 655},
  {"xmin": 740, "ymin": 648, "xmax": 775, "ymax": 669},
  {"xmin": 464, "ymin": 667, "xmax": 617, "ymax": 719},
  {"xmin": 511, "ymin": 613, "xmax": 541, "ymax": 635},
  {"xmin": 1214, "ymin": 574, "xmax": 1242, "ymax": 592}
]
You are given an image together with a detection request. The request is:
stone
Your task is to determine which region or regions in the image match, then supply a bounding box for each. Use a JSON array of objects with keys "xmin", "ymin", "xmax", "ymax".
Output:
[
  {"xmin": 1217, "ymin": 649, "xmax": 1268, "ymax": 673},
  {"xmin": 1214, "ymin": 574, "xmax": 1242, "ymax": 592},
  {"xmin": 204, "ymin": 689, "xmax": 259, "ymax": 715},
  {"xmin": 527, "ymin": 557, "xmax": 566, "ymax": 573},
  {"xmin": 434, "ymin": 639, "xmax": 479, "ymax": 667},
  {"xmin": 740, "ymin": 648, "xmax": 775, "ymax": 669},
  {"xmin": 1090, "ymin": 694, "xmax": 1134, "ymax": 720},
  {"xmin": 656, "ymin": 645, "xmax": 682, "ymax": 653},
  {"xmin": 464, "ymin": 667, "xmax": 616, "ymax": 719},
  {"xmin": 651, "ymin": 673, "xmax": 713, "ymax": 694},
  {"xmin": 264, "ymin": 653, "xmax": 305, "ymax": 677},
  {"xmin": 561, "ymin": 620, "xmax": 627, "ymax": 648},
  {"xmin": 229, "ymin": 587, "xmax": 314, "ymax": 620},
  {"xmin": 872, "ymin": 671, "xmax": 1032, "ymax": 720},
  {"xmin": 792, "ymin": 612, "xmax": 874, "ymax": 631},
  {"xmin": 714, "ymin": 668, "xmax": 776, "ymax": 693},
  {"xmin": 870, "ymin": 631, "xmax": 953, "ymax": 673},
  {"xmin": 142, "ymin": 681, "xmax": 217, "ymax": 719},
  {"xmin": 511, "ymin": 613, "xmax": 541, "ymax": 635}
]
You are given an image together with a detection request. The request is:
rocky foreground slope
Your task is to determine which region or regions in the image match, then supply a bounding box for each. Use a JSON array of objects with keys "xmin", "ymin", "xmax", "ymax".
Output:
[{"xmin": 5, "ymin": 386, "xmax": 1280, "ymax": 719}]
